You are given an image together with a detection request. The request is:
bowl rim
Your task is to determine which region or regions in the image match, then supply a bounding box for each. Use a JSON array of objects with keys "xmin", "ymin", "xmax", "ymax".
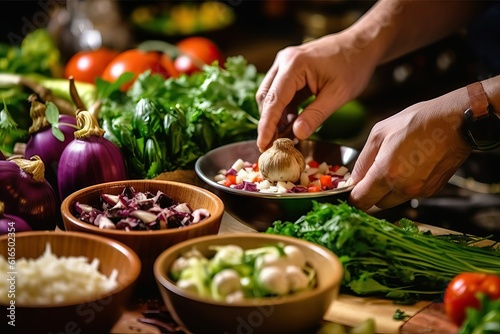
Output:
[
  {"xmin": 194, "ymin": 139, "xmax": 355, "ymax": 199},
  {"xmin": 0, "ymin": 230, "xmax": 141, "ymax": 308},
  {"xmin": 61, "ymin": 179, "xmax": 225, "ymax": 236},
  {"xmin": 154, "ymin": 232, "xmax": 343, "ymax": 307}
]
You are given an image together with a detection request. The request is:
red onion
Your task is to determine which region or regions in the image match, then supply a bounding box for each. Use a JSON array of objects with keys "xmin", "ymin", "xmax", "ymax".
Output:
[
  {"xmin": 24, "ymin": 94, "xmax": 76, "ymax": 196},
  {"xmin": 58, "ymin": 110, "xmax": 128, "ymax": 200},
  {"xmin": 0, "ymin": 156, "xmax": 59, "ymax": 230},
  {"xmin": 0, "ymin": 201, "xmax": 32, "ymax": 234}
]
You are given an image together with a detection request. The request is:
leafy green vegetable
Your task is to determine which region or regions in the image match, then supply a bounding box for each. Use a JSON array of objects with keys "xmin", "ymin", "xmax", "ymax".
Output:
[
  {"xmin": 266, "ymin": 201, "xmax": 500, "ymax": 303},
  {"xmin": 0, "ymin": 29, "xmax": 62, "ymax": 77},
  {"xmin": 0, "ymin": 100, "xmax": 28, "ymax": 152},
  {"xmin": 459, "ymin": 293, "xmax": 500, "ymax": 334},
  {"xmin": 97, "ymin": 56, "xmax": 263, "ymax": 178},
  {"xmin": 393, "ymin": 308, "xmax": 411, "ymax": 321}
]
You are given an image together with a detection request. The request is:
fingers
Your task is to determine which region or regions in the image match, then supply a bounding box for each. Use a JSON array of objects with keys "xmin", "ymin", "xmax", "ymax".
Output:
[
  {"xmin": 349, "ymin": 158, "xmax": 395, "ymax": 211},
  {"xmin": 256, "ymin": 67, "xmax": 303, "ymax": 152}
]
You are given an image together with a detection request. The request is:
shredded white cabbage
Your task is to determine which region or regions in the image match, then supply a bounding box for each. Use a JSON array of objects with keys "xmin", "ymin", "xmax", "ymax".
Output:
[{"xmin": 0, "ymin": 243, "xmax": 118, "ymax": 305}]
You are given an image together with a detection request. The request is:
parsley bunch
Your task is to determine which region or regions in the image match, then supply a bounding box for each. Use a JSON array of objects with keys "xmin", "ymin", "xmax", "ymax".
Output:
[{"xmin": 266, "ymin": 201, "xmax": 500, "ymax": 303}]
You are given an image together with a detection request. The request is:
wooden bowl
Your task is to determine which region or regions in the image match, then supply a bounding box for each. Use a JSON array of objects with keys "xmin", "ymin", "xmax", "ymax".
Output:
[
  {"xmin": 154, "ymin": 233, "xmax": 343, "ymax": 334},
  {"xmin": 61, "ymin": 180, "xmax": 224, "ymax": 295},
  {"xmin": 0, "ymin": 230, "xmax": 140, "ymax": 333}
]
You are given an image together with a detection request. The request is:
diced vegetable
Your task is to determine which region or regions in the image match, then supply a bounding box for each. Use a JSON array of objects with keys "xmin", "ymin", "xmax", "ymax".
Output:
[
  {"xmin": 75, "ymin": 186, "xmax": 210, "ymax": 231},
  {"xmin": 216, "ymin": 158, "xmax": 351, "ymax": 194}
]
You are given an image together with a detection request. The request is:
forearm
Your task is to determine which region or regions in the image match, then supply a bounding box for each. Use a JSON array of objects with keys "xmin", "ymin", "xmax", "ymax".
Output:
[
  {"xmin": 482, "ymin": 75, "xmax": 500, "ymax": 113},
  {"xmin": 345, "ymin": 0, "xmax": 489, "ymax": 65}
]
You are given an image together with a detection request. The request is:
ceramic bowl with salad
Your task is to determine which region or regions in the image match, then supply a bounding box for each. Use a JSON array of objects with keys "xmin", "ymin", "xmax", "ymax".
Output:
[
  {"xmin": 154, "ymin": 232, "xmax": 343, "ymax": 334},
  {"xmin": 195, "ymin": 139, "xmax": 358, "ymax": 231},
  {"xmin": 61, "ymin": 179, "xmax": 225, "ymax": 294}
]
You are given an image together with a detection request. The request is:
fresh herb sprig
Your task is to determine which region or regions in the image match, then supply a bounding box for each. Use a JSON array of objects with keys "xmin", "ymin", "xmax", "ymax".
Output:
[
  {"xmin": 0, "ymin": 100, "xmax": 28, "ymax": 151},
  {"xmin": 266, "ymin": 201, "xmax": 500, "ymax": 303}
]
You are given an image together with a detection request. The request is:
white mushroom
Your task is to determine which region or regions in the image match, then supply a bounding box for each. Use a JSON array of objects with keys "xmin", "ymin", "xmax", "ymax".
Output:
[
  {"xmin": 257, "ymin": 266, "xmax": 289, "ymax": 295},
  {"xmin": 285, "ymin": 265, "xmax": 309, "ymax": 292}
]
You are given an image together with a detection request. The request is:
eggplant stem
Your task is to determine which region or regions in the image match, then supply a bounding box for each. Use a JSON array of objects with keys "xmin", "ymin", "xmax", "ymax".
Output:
[
  {"xmin": 9, "ymin": 155, "xmax": 46, "ymax": 183},
  {"xmin": 69, "ymin": 76, "xmax": 86, "ymax": 111},
  {"xmin": 27, "ymin": 94, "xmax": 49, "ymax": 134},
  {"xmin": 74, "ymin": 110, "xmax": 105, "ymax": 139}
]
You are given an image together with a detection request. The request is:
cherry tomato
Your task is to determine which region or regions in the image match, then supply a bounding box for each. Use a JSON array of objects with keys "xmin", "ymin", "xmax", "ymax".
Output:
[
  {"xmin": 101, "ymin": 49, "xmax": 178, "ymax": 91},
  {"xmin": 174, "ymin": 36, "xmax": 224, "ymax": 75},
  {"xmin": 444, "ymin": 272, "xmax": 500, "ymax": 326},
  {"xmin": 64, "ymin": 48, "xmax": 119, "ymax": 84}
]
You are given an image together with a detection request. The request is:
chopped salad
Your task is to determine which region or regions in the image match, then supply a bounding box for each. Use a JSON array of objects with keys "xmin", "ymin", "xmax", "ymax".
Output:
[{"xmin": 215, "ymin": 158, "xmax": 352, "ymax": 194}]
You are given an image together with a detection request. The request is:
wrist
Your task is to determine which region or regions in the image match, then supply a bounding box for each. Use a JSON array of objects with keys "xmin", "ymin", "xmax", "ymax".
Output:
[{"xmin": 462, "ymin": 79, "xmax": 500, "ymax": 151}]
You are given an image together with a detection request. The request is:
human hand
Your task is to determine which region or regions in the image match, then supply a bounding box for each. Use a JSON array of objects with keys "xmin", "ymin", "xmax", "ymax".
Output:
[
  {"xmin": 348, "ymin": 88, "xmax": 473, "ymax": 211},
  {"xmin": 256, "ymin": 33, "xmax": 377, "ymax": 152}
]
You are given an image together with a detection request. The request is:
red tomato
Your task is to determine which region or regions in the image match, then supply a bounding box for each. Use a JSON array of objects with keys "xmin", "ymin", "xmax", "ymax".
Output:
[
  {"xmin": 319, "ymin": 175, "xmax": 333, "ymax": 189},
  {"xmin": 444, "ymin": 272, "xmax": 500, "ymax": 326},
  {"xmin": 64, "ymin": 48, "xmax": 119, "ymax": 84},
  {"xmin": 101, "ymin": 49, "xmax": 178, "ymax": 91},
  {"xmin": 174, "ymin": 36, "xmax": 224, "ymax": 75},
  {"xmin": 307, "ymin": 185, "xmax": 322, "ymax": 192},
  {"xmin": 307, "ymin": 160, "xmax": 319, "ymax": 168},
  {"xmin": 223, "ymin": 174, "xmax": 237, "ymax": 187}
]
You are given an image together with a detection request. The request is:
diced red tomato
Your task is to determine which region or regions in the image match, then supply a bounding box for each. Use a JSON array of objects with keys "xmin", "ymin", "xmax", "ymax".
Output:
[
  {"xmin": 252, "ymin": 175, "xmax": 263, "ymax": 183},
  {"xmin": 252, "ymin": 162, "xmax": 259, "ymax": 172},
  {"xmin": 320, "ymin": 175, "xmax": 333, "ymax": 189},
  {"xmin": 307, "ymin": 185, "xmax": 322, "ymax": 192},
  {"xmin": 307, "ymin": 160, "xmax": 319, "ymax": 168},
  {"xmin": 329, "ymin": 165, "xmax": 340, "ymax": 173},
  {"xmin": 223, "ymin": 174, "xmax": 237, "ymax": 187}
]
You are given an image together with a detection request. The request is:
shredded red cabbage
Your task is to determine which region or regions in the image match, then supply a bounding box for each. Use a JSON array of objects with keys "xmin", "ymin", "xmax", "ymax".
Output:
[{"xmin": 75, "ymin": 186, "xmax": 210, "ymax": 231}]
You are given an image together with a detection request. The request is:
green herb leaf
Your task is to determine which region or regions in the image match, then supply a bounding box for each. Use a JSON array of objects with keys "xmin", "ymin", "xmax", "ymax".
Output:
[
  {"xmin": 0, "ymin": 100, "xmax": 18, "ymax": 129},
  {"xmin": 51, "ymin": 126, "xmax": 65, "ymax": 142},
  {"xmin": 45, "ymin": 101, "xmax": 59, "ymax": 125},
  {"xmin": 393, "ymin": 309, "xmax": 410, "ymax": 321}
]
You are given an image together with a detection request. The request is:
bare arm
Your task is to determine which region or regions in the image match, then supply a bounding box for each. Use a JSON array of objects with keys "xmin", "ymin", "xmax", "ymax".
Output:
[
  {"xmin": 256, "ymin": 0, "xmax": 492, "ymax": 152},
  {"xmin": 348, "ymin": 0, "xmax": 490, "ymax": 65}
]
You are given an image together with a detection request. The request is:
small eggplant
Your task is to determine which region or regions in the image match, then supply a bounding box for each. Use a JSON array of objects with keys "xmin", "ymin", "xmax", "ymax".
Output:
[
  {"xmin": 57, "ymin": 110, "xmax": 127, "ymax": 200},
  {"xmin": 0, "ymin": 201, "xmax": 32, "ymax": 234},
  {"xmin": 0, "ymin": 156, "xmax": 59, "ymax": 230},
  {"xmin": 24, "ymin": 94, "xmax": 77, "ymax": 196}
]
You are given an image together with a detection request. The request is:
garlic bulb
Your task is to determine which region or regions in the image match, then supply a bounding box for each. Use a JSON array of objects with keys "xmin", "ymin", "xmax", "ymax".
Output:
[{"xmin": 258, "ymin": 138, "xmax": 305, "ymax": 183}]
